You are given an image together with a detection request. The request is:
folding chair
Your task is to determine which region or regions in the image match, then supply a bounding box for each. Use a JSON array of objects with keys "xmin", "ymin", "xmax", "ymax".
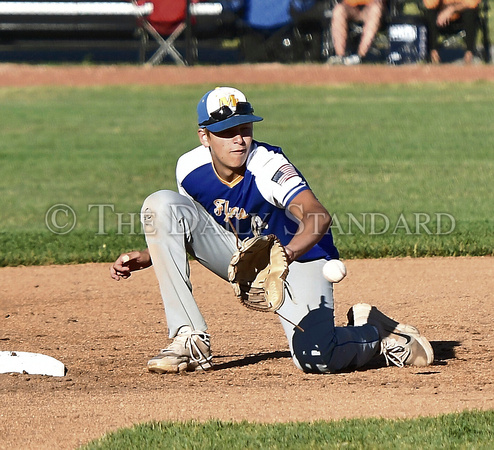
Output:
[{"xmin": 138, "ymin": 0, "xmax": 188, "ymax": 65}]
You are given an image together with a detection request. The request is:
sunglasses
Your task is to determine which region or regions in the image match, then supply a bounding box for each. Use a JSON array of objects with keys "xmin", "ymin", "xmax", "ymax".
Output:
[{"xmin": 200, "ymin": 101, "xmax": 254, "ymax": 126}]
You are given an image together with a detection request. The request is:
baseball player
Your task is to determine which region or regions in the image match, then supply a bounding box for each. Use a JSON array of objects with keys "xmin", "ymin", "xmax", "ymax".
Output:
[{"xmin": 110, "ymin": 86, "xmax": 434, "ymax": 374}]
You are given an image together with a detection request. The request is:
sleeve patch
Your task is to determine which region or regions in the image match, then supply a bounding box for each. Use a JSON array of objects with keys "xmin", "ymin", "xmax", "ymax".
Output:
[{"xmin": 271, "ymin": 164, "xmax": 298, "ymax": 185}]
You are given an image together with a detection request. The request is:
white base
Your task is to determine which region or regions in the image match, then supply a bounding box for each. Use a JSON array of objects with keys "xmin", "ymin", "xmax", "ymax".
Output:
[{"xmin": 0, "ymin": 351, "xmax": 65, "ymax": 377}]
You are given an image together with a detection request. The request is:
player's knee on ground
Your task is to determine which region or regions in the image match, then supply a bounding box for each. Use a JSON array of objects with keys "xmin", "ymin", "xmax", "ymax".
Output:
[
  {"xmin": 290, "ymin": 307, "xmax": 338, "ymax": 374},
  {"xmin": 290, "ymin": 307, "xmax": 380, "ymax": 373}
]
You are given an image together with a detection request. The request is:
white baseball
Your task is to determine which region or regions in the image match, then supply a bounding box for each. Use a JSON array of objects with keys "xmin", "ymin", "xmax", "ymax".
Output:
[
  {"xmin": 122, "ymin": 254, "xmax": 130, "ymax": 264},
  {"xmin": 322, "ymin": 259, "xmax": 347, "ymax": 283}
]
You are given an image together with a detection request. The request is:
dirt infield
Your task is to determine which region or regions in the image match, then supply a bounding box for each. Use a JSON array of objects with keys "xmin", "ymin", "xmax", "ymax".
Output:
[
  {"xmin": 1, "ymin": 62, "xmax": 494, "ymax": 86},
  {"xmin": 2, "ymin": 258, "xmax": 494, "ymax": 449},
  {"xmin": 1, "ymin": 63, "xmax": 494, "ymax": 449}
]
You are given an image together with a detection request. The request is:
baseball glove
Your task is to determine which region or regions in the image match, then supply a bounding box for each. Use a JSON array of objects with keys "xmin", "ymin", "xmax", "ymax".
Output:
[{"xmin": 228, "ymin": 234, "xmax": 289, "ymax": 312}]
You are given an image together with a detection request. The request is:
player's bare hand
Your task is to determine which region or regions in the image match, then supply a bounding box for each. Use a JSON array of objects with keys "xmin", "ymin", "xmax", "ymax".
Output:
[{"xmin": 110, "ymin": 249, "xmax": 152, "ymax": 281}]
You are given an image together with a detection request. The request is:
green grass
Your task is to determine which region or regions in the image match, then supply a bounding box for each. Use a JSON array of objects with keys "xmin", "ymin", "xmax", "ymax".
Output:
[
  {"xmin": 1, "ymin": 83, "xmax": 493, "ymax": 266},
  {"xmin": 82, "ymin": 410, "xmax": 494, "ymax": 449}
]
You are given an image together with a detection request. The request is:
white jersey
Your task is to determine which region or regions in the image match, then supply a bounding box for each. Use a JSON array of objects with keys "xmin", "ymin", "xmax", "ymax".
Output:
[{"xmin": 176, "ymin": 140, "xmax": 339, "ymax": 262}]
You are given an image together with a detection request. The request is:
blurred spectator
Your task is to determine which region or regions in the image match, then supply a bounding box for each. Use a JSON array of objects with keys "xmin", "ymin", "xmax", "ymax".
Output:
[
  {"xmin": 328, "ymin": 0, "xmax": 385, "ymax": 65},
  {"xmin": 422, "ymin": 0, "xmax": 480, "ymax": 64},
  {"xmin": 220, "ymin": 0, "xmax": 292, "ymax": 29},
  {"xmin": 220, "ymin": 0, "xmax": 317, "ymax": 62}
]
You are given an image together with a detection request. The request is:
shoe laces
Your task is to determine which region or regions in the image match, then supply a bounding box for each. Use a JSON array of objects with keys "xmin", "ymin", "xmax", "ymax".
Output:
[
  {"xmin": 161, "ymin": 329, "xmax": 212, "ymax": 368},
  {"xmin": 186, "ymin": 331, "xmax": 211, "ymax": 366},
  {"xmin": 380, "ymin": 338, "xmax": 410, "ymax": 368}
]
